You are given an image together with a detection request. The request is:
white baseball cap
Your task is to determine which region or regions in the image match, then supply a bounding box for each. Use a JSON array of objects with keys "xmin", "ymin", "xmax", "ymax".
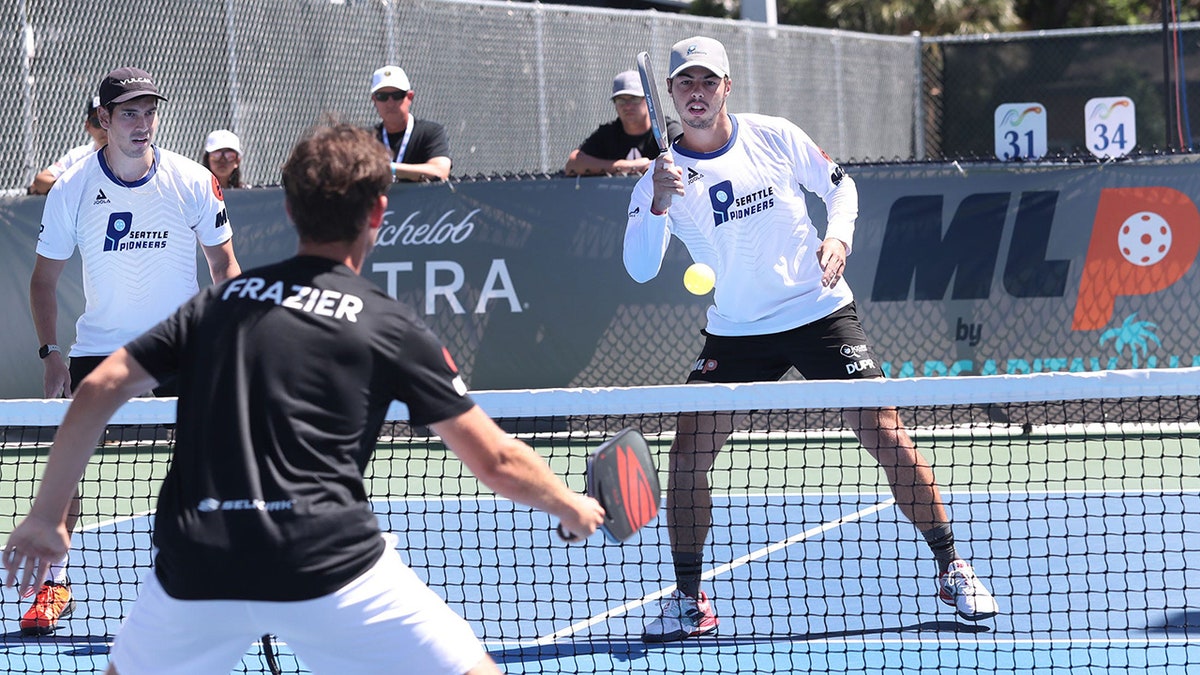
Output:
[
  {"xmin": 611, "ymin": 70, "xmax": 644, "ymax": 99},
  {"xmin": 370, "ymin": 65, "xmax": 411, "ymax": 94},
  {"xmin": 669, "ymin": 36, "xmax": 730, "ymax": 79},
  {"xmin": 204, "ymin": 129, "xmax": 242, "ymax": 155}
]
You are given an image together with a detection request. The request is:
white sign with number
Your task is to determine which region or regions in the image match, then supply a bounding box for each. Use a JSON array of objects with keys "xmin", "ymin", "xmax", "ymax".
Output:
[
  {"xmin": 1085, "ymin": 96, "xmax": 1136, "ymax": 158},
  {"xmin": 994, "ymin": 103, "xmax": 1047, "ymax": 161}
]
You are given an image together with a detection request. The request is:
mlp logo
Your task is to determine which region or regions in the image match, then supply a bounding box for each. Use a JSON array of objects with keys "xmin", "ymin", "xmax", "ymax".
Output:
[{"xmin": 1072, "ymin": 187, "xmax": 1200, "ymax": 330}]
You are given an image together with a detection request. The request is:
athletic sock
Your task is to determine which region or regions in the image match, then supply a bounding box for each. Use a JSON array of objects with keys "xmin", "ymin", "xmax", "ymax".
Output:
[
  {"xmin": 47, "ymin": 554, "xmax": 68, "ymax": 585},
  {"xmin": 672, "ymin": 551, "xmax": 704, "ymax": 599},
  {"xmin": 922, "ymin": 523, "xmax": 959, "ymax": 575}
]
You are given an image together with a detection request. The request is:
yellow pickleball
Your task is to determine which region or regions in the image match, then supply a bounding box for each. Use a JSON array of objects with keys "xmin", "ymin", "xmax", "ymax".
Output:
[{"xmin": 683, "ymin": 263, "xmax": 715, "ymax": 295}]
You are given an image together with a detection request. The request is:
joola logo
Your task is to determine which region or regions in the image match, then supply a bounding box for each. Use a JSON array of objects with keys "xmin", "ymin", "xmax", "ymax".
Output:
[
  {"xmin": 687, "ymin": 167, "xmax": 704, "ymax": 185},
  {"xmin": 94, "ymin": 190, "xmax": 110, "ymax": 205}
]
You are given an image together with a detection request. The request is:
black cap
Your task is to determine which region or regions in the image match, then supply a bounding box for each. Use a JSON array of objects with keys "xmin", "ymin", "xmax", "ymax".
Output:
[{"xmin": 98, "ymin": 67, "xmax": 168, "ymax": 107}]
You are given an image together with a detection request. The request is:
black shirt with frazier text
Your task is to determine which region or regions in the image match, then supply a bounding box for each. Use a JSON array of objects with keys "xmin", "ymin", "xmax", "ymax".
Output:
[{"xmin": 125, "ymin": 255, "xmax": 474, "ymax": 601}]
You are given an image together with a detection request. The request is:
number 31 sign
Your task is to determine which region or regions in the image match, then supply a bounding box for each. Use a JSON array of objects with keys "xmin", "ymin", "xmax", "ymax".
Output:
[
  {"xmin": 994, "ymin": 103, "xmax": 1047, "ymax": 161},
  {"xmin": 1085, "ymin": 96, "xmax": 1136, "ymax": 158}
]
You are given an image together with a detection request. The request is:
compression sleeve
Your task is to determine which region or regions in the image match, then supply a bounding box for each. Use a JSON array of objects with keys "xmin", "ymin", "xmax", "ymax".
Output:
[{"xmin": 622, "ymin": 172, "xmax": 671, "ymax": 283}]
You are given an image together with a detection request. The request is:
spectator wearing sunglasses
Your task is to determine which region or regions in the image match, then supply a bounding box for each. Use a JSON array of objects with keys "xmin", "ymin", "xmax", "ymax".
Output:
[
  {"xmin": 201, "ymin": 129, "xmax": 247, "ymax": 190},
  {"xmin": 369, "ymin": 65, "xmax": 451, "ymax": 182},
  {"xmin": 565, "ymin": 71, "xmax": 682, "ymax": 177},
  {"xmin": 29, "ymin": 96, "xmax": 108, "ymax": 195}
]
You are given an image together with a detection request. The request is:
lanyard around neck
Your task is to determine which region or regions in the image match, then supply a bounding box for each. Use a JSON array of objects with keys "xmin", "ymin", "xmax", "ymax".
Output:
[{"xmin": 381, "ymin": 115, "xmax": 415, "ymax": 164}]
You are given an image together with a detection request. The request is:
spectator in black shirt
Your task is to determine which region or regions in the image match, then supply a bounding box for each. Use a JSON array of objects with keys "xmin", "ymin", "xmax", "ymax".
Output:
[
  {"xmin": 565, "ymin": 70, "xmax": 682, "ymax": 176},
  {"xmin": 370, "ymin": 65, "xmax": 452, "ymax": 182}
]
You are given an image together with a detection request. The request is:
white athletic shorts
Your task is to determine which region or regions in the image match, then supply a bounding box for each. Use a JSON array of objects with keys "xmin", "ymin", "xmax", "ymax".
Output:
[{"xmin": 109, "ymin": 535, "xmax": 487, "ymax": 675}]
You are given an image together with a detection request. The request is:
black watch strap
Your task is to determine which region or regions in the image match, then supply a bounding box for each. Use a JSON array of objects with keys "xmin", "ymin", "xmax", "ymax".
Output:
[{"xmin": 39, "ymin": 344, "xmax": 61, "ymax": 359}]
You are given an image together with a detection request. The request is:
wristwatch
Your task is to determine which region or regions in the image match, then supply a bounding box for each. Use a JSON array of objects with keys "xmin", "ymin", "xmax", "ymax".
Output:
[{"xmin": 38, "ymin": 344, "xmax": 61, "ymax": 359}]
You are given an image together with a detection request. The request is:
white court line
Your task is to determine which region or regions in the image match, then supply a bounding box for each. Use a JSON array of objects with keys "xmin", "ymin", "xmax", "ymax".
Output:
[
  {"xmin": 78, "ymin": 511, "xmax": 155, "ymax": 531},
  {"xmin": 533, "ymin": 497, "xmax": 897, "ymax": 645}
]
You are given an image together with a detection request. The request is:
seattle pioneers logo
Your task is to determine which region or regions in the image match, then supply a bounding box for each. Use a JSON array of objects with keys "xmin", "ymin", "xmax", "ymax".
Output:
[
  {"xmin": 104, "ymin": 212, "xmax": 132, "ymax": 251},
  {"xmin": 708, "ymin": 181, "xmax": 776, "ymax": 227},
  {"xmin": 103, "ymin": 211, "xmax": 169, "ymax": 252}
]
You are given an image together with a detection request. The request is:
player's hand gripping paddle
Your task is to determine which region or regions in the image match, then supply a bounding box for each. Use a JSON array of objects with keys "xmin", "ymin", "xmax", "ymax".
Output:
[
  {"xmin": 558, "ymin": 428, "xmax": 660, "ymax": 543},
  {"xmin": 636, "ymin": 51, "xmax": 670, "ymax": 156}
]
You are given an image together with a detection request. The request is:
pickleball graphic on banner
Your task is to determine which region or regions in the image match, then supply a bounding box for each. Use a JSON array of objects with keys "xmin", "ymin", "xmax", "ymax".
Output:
[
  {"xmin": 1073, "ymin": 187, "xmax": 1200, "ymax": 330},
  {"xmin": 995, "ymin": 103, "xmax": 1047, "ymax": 161}
]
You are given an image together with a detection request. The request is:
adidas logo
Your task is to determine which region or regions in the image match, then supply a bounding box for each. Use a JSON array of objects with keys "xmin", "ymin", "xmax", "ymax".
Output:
[
  {"xmin": 686, "ymin": 167, "xmax": 704, "ymax": 185},
  {"xmin": 93, "ymin": 189, "xmax": 110, "ymax": 205}
]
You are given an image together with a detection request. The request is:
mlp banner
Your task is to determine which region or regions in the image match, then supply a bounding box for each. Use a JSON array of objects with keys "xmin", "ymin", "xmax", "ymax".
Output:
[{"xmin": 0, "ymin": 163, "xmax": 1197, "ymax": 398}]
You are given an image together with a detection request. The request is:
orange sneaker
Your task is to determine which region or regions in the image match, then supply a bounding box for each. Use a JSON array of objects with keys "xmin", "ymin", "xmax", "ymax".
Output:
[{"xmin": 20, "ymin": 581, "xmax": 75, "ymax": 636}]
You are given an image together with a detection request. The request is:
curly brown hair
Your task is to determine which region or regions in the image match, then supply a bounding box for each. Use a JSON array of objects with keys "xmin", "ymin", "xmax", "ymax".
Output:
[{"xmin": 281, "ymin": 123, "xmax": 392, "ymax": 244}]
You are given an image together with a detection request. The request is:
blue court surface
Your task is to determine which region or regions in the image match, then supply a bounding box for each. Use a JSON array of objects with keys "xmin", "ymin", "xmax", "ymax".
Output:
[{"xmin": 2, "ymin": 489, "xmax": 1197, "ymax": 674}]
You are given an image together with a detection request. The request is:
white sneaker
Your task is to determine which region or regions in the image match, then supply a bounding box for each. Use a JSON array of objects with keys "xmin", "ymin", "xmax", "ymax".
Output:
[
  {"xmin": 641, "ymin": 590, "xmax": 719, "ymax": 643},
  {"xmin": 938, "ymin": 559, "xmax": 1000, "ymax": 621}
]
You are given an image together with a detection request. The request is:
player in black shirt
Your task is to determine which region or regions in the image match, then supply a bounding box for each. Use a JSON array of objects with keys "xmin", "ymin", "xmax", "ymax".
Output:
[{"xmin": 3, "ymin": 123, "xmax": 603, "ymax": 675}]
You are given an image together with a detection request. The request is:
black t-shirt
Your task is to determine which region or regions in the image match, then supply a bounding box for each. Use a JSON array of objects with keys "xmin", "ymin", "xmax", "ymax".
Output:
[
  {"xmin": 578, "ymin": 117, "xmax": 684, "ymax": 161},
  {"xmin": 374, "ymin": 119, "xmax": 451, "ymax": 178},
  {"xmin": 125, "ymin": 255, "xmax": 474, "ymax": 601}
]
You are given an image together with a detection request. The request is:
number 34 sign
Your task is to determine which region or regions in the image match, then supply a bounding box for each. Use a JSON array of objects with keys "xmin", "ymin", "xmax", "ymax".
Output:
[
  {"xmin": 1085, "ymin": 96, "xmax": 1136, "ymax": 158},
  {"xmin": 994, "ymin": 103, "xmax": 1047, "ymax": 160}
]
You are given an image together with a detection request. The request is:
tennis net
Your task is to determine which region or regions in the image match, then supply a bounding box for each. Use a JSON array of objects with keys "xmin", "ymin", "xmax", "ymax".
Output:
[{"xmin": 1, "ymin": 368, "xmax": 1197, "ymax": 674}]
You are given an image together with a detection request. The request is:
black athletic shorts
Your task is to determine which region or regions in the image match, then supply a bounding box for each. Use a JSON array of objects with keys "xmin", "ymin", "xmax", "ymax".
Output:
[
  {"xmin": 69, "ymin": 355, "xmax": 178, "ymax": 397},
  {"xmin": 685, "ymin": 302, "xmax": 885, "ymax": 384}
]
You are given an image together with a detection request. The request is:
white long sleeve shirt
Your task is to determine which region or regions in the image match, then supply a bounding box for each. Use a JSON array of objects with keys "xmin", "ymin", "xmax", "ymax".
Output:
[{"xmin": 624, "ymin": 113, "xmax": 858, "ymax": 337}]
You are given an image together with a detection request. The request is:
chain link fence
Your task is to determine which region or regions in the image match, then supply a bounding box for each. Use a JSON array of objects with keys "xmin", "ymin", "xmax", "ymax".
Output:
[
  {"xmin": 921, "ymin": 23, "xmax": 1200, "ymax": 160},
  {"xmin": 4, "ymin": 1, "xmax": 1198, "ymax": 194},
  {"xmin": 4, "ymin": 0, "xmax": 916, "ymax": 193}
]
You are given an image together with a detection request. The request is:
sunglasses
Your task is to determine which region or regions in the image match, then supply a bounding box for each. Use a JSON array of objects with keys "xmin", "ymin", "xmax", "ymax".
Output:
[{"xmin": 372, "ymin": 90, "xmax": 408, "ymax": 102}]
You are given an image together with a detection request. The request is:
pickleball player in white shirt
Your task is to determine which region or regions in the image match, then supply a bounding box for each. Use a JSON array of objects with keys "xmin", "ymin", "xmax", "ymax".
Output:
[
  {"xmin": 623, "ymin": 35, "xmax": 1000, "ymax": 644},
  {"xmin": 22, "ymin": 66, "xmax": 240, "ymax": 639}
]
